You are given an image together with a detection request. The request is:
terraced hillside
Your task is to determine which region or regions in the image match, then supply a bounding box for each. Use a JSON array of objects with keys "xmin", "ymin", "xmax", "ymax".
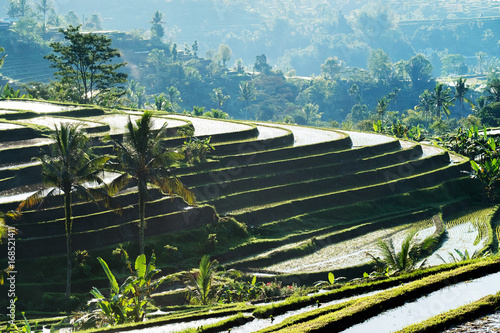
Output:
[{"xmin": 0, "ymin": 100, "xmax": 495, "ymax": 332}]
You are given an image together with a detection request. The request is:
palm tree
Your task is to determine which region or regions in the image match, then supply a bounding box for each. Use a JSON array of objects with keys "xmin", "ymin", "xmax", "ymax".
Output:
[
  {"xmin": 210, "ymin": 88, "xmax": 230, "ymax": 108},
  {"xmin": 376, "ymin": 97, "xmax": 389, "ymax": 122},
  {"xmin": 429, "ymin": 82, "xmax": 455, "ymax": 119},
  {"xmin": 238, "ymin": 81, "xmax": 256, "ymax": 120},
  {"xmin": 149, "ymin": 94, "xmax": 171, "ymax": 112},
  {"xmin": 166, "ymin": 86, "xmax": 182, "ymax": 111},
  {"xmin": 204, "ymin": 109, "xmax": 229, "ymax": 119},
  {"xmin": 36, "ymin": 0, "xmax": 54, "ymax": 33},
  {"xmin": 18, "ymin": 124, "xmax": 112, "ymax": 298},
  {"xmin": 454, "ymin": 77, "xmax": 472, "ymax": 117},
  {"xmin": 108, "ymin": 111, "xmax": 196, "ymax": 255},
  {"xmin": 150, "ymin": 11, "xmax": 165, "ymax": 42},
  {"xmin": 475, "ymin": 52, "xmax": 487, "ymax": 74},
  {"xmin": 187, "ymin": 255, "xmax": 218, "ymax": 305},
  {"xmin": 302, "ymin": 103, "xmax": 322, "ymax": 125},
  {"xmin": 485, "ymin": 78, "xmax": 500, "ymax": 103}
]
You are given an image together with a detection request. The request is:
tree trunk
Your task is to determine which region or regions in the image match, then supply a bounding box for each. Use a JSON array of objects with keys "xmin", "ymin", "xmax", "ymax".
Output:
[
  {"xmin": 139, "ymin": 188, "xmax": 146, "ymax": 255},
  {"xmin": 64, "ymin": 192, "xmax": 72, "ymax": 299}
]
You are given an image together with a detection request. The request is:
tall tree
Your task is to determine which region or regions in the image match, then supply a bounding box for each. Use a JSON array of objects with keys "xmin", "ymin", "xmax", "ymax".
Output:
[
  {"xmin": 238, "ymin": 81, "xmax": 255, "ymax": 106},
  {"xmin": 150, "ymin": 11, "xmax": 165, "ymax": 44},
  {"xmin": 218, "ymin": 44, "xmax": 232, "ymax": 68},
  {"xmin": 166, "ymin": 86, "xmax": 182, "ymax": 111},
  {"xmin": 416, "ymin": 89, "xmax": 433, "ymax": 129},
  {"xmin": 254, "ymin": 54, "xmax": 271, "ymax": 75},
  {"xmin": 18, "ymin": 124, "xmax": 113, "ymax": 298},
  {"xmin": 429, "ymin": 82, "xmax": 455, "ymax": 119},
  {"xmin": 321, "ymin": 57, "xmax": 343, "ymax": 80},
  {"xmin": 454, "ymin": 77, "xmax": 471, "ymax": 117},
  {"xmin": 211, "ymin": 88, "xmax": 230, "ymax": 108},
  {"xmin": 64, "ymin": 10, "xmax": 80, "ymax": 27},
  {"xmin": 476, "ymin": 52, "xmax": 487, "ymax": 74},
  {"xmin": 367, "ymin": 49, "xmax": 392, "ymax": 82},
  {"xmin": 405, "ymin": 54, "xmax": 433, "ymax": 87},
  {"xmin": 36, "ymin": 0, "xmax": 54, "ymax": 33},
  {"xmin": 8, "ymin": 0, "xmax": 31, "ymax": 17},
  {"xmin": 485, "ymin": 78, "xmax": 500, "ymax": 103},
  {"xmin": 107, "ymin": 111, "xmax": 196, "ymax": 254},
  {"xmin": 376, "ymin": 97, "xmax": 389, "ymax": 122},
  {"xmin": 45, "ymin": 25, "xmax": 128, "ymax": 104}
]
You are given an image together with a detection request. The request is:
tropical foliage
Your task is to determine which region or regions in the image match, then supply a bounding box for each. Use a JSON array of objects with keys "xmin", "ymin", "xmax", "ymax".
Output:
[
  {"xmin": 186, "ymin": 255, "xmax": 219, "ymax": 305},
  {"xmin": 18, "ymin": 124, "xmax": 114, "ymax": 297},
  {"xmin": 45, "ymin": 25, "xmax": 128, "ymax": 104},
  {"xmin": 367, "ymin": 229, "xmax": 437, "ymax": 275},
  {"xmin": 107, "ymin": 111, "xmax": 196, "ymax": 254},
  {"xmin": 78, "ymin": 252, "xmax": 170, "ymax": 329}
]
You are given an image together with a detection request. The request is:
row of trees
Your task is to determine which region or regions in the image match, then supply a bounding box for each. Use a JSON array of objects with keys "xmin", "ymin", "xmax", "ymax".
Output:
[
  {"xmin": 2, "ymin": 17, "xmax": 500, "ymax": 134},
  {"xmin": 16, "ymin": 112, "xmax": 195, "ymax": 298}
]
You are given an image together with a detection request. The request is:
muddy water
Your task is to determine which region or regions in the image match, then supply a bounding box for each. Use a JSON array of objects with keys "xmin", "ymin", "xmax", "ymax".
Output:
[{"xmin": 340, "ymin": 271, "xmax": 500, "ymax": 333}]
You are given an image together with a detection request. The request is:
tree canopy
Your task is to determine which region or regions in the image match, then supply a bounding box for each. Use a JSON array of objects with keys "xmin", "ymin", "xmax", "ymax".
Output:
[{"xmin": 45, "ymin": 25, "xmax": 128, "ymax": 104}]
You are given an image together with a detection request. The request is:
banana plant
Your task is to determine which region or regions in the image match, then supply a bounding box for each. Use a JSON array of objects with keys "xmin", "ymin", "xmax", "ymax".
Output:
[
  {"xmin": 470, "ymin": 136, "xmax": 500, "ymax": 201},
  {"xmin": 89, "ymin": 253, "xmax": 171, "ymax": 326},
  {"xmin": 5, "ymin": 312, "xmax": 37, "ymax": 333}
]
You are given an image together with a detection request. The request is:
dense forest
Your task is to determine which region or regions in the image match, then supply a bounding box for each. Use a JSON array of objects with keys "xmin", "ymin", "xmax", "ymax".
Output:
[{"xmin": 0, "ymin": 0, "xmax": 500, "ymax": 136}]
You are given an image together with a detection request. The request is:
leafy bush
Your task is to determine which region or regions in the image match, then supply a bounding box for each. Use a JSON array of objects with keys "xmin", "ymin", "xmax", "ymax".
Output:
[
  {"xmin": 76, "ymin": 252, "xmax": 171, "ymax": 329},
  {"xmin": 182, "ymin": 136, "xmax": 214, "ymax": 164}
]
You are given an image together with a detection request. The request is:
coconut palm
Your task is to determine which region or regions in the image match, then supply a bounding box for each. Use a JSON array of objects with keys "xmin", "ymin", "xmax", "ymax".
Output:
[
  {"xmin": 166, "ymin": 86, "xmax": 182, "ymax": 111},
  {"xmin": 485, "ymin": 78, "xmax": 500, "ymax": 103},
  {"xmin": 454, "ymin": 77, "xmax": 472, "ymax": 117},
  {"xmin": 107, "ymin": 111, "xmax": 195, "ymax": 254},
  {"xmin": 376, "ymin": 97, "xmax": 389, "ymax": 122},
  {"xmin": 18, "ymin": 124, "xmax": 113, "ymax": 298},
  {"xmin": 429, "ymin": 82, "xmax": 455, "ymax": 119},
  {"xmin": 36, "ymin": 0, "xmax": 54, "ymax": 33}
]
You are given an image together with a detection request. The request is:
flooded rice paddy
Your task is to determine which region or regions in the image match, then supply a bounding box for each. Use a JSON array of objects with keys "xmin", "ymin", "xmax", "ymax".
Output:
[
  {"xmin": 20, "ymin": 116, "xmax": 102, "ymax": 129},
  {"xmin": 266, "ymin": 209, "xmax": 492, "ymax": 274},
  {"xmin": 340, "ymin": 271, "xmax": 500, "ymax": 333},
  {"xmin": 0, "ymin": 100, "xmax": 79, "ymax": 113},
  {"xmin": 88, "ymin": 114, "xmax": 187, "ymax": 134}
]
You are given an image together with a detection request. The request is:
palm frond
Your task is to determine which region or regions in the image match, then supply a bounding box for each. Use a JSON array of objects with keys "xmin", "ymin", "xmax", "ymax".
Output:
[
  {"xmin": 17, "ymin": 188, "xmax": 57, "ymax": 212},
  {"xmin": 73, "ymin": 186, "xmax": 122, "ymax": 214},
  {"xmin": 107, "ymin": 173, "xmax": 133, "ymax": 196},
  {"xmin": 154, "ymin": 176, "xmax": 196, "ymax": 206},
  {"xmin": 376, "ymin": 238, "xmax": 398, "ymax": 271}
]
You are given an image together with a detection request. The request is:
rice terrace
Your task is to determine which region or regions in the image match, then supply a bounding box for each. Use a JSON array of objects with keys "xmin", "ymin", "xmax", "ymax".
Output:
[
  {"xmin": 2, "ymin": 0, "xmax": 500, "ymax": 332},
  {"xmin": 0, "ymin": 98, "xmax": 498, "ymax": 333}
]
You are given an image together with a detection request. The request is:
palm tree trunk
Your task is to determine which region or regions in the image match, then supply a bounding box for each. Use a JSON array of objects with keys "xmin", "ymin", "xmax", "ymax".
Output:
[
  {"xmin": 64, "ymin": 192, "xmax": 72, "ymax": 298},
  {"xmin": 139, "ymin": 188, "xmax": 146, "ymax": 255}
]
